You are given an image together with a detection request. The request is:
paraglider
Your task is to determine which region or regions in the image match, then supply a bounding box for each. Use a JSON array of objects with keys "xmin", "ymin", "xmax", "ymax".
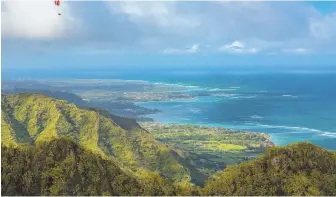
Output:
[{"xmin": 54, "ymin": 0, "xmax": 61, "ymax": 15}]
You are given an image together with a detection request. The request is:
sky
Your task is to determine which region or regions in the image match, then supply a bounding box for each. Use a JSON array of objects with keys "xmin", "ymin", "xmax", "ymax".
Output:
[{"xmin": 2, "ymin": 1, "xmax": 336, "ymax": 72}]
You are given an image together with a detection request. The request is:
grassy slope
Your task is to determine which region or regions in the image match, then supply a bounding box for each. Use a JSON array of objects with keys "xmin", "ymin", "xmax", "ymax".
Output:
[{"xmin": 1, "ymin": 93, "xmax": 205, "ymax": 184}]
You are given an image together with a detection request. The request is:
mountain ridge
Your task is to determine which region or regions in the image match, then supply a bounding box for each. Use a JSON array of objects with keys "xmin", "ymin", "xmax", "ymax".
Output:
[{"xmin": 1, "ymin": 93, "xmax": 205, "ymax": 185}]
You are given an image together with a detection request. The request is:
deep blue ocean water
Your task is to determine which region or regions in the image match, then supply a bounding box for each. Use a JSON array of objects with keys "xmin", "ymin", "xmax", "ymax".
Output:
[{"xmin": 3, "ymin": 68, "xmax": 336, "ymax": 150}]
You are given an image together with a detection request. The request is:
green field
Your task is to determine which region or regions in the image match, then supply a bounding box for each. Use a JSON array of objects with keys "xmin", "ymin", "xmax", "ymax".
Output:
[
  {"xmin": 140, "ymin": 122, "xmax": 273, "ymax": 176},
  {"xmin": 202, "ymin": 142, "xmax": 247, "ymax": 151}
]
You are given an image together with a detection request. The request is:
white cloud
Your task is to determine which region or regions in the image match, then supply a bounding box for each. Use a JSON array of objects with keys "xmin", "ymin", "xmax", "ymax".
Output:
[
  {"xmin": 186, "ymin": 44, "xmax": 200, "ymax": 53},
  {"xmin": 282, "ymin": 48, "xmax": 312, "ymax": 54},
  {"xmin": 309, "ymin": 13, "xmax": 336, "ymax": 41},
  {"xmin": 219, "ymin": 41, "xmax": 259, "ymax": 54},
  {"xmin": 107, "ymin": 2, "xmax": 199, "ymax": 31},
  {"xmin": 2, "ymin": 0, "xmax": 77, "ymax": 39},
  {"xmin": 163, "ymin": 44, "xmax": 200, "ymax": 54}
]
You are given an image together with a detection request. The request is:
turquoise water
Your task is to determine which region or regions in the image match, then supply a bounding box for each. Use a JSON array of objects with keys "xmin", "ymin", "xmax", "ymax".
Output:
[{"xmin": 134, "ymin": 73, "xmax": 336, "ymax": 150}]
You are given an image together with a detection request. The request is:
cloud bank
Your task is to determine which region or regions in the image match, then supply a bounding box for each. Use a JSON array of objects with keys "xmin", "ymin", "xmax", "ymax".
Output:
[{"xmin": 2, "ymin": 1, "xmax": 336, "ymax": 55}]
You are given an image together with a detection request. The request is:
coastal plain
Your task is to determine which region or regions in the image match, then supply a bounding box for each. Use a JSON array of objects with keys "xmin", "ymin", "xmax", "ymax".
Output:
[{"xmin": 141, "ymin": 122, "xmax": 274, "ymax": 176}]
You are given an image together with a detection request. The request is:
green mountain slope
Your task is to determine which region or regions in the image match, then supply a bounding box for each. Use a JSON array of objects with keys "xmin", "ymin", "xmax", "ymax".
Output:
[
  {"xmin": 2, "ymin": 89, "xmax": 142, "ymax": 131},
  {"xmin": 202, "ymin": 142, "xmax": 336, "ymax": 196},
  {"xmin": 1, "ymin": 93, "xmax": 204, "ymax": 184},
  {"xmin": 1, "ymin": 138, "xmax": 144, "ymax": 196}
]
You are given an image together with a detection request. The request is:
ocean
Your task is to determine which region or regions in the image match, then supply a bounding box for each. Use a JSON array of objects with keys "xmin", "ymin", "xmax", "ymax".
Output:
[
  {"xmin": 133, "ymin": 73, "xmax": 336, "ymax": 150},
  {"xmin": 2, "ymin": 68, "xmax": 336, "ymax": 150}
]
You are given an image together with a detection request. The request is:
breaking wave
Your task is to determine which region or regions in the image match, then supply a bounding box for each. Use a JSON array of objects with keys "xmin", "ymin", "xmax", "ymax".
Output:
[{"xmin": 253, "ymin": 123, "xmax": 336, "ymax": 138}]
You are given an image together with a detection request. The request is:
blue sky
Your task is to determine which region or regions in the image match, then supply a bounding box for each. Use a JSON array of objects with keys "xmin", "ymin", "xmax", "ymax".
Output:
[{"xmin": 2, "ymin": 1, "xmax": 336, "ymax": 70}]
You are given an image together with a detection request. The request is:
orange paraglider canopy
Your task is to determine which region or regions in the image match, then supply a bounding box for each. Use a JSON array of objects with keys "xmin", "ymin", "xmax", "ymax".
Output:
[{"xmin": 54, "ymin": 0, "xmax": 61, "ymax": 15}]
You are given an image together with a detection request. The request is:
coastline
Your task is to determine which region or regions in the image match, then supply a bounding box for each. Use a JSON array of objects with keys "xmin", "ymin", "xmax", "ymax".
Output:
[
  {"xmin": 140, "ymin": 121, "xmax": 276, "ymax": 176},
  {"xmin": 4, "ymin": 78, "xmax": 335, "ymax": 150},
  {"xmin": 140, "ymin": 120, "xmax": 277, "ymax": 147}
]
